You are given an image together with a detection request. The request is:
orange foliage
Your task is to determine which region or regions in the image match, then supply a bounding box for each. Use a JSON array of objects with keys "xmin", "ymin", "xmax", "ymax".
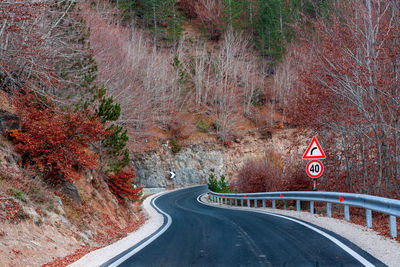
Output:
[
  {"xmin": 232, "ymin": 153, "xmax": 310, "ymax": 193},
  {"xmin": 107, "ymin": 167, "xmax": 142, "ymax": 203},
  {"xmin": 7, "ymin": 128, "xmax": 22, "ymax": 142},
  {"xmin": 12, "ymin": 93, "xmax": 105, "ymax": 184}
]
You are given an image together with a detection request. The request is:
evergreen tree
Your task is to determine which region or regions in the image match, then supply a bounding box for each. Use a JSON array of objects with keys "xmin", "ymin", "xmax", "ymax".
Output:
[
  {"xmin": 140, "ymin": 0, "xmax": 182, "ymax": 49},
  {"xmin": 256, "ymin": 0, "xmax": 298, "ymax": 62},
  {"xmin": 97, "ymin": 95, "xmax": 121, "ymax": 123},
  {"xmin": 255, "ymin": 0, "xmax": 332, "ymax": 62},
  {"xmin": 85, "ymin": 86, "xmax": 131, "ymax": 172},
  {"xmin": 223, "ymin": 0, "xmax": 245, "ymax": 31},
  {"xmin": 103, "ymin": 125, "xmax": 130, "ymax": 172}
]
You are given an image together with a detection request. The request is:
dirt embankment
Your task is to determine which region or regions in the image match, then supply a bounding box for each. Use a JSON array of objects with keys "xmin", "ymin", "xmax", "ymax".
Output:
[{"xmin": 0, "ymin": 135, "xmax": 144, "ymax": 267}]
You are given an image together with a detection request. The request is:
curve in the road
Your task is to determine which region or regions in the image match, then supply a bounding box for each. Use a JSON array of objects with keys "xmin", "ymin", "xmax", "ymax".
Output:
[
  {"xmin": 100, "ymin": 192, "xmax": 172, "ymax": 267},
  {"xmin": 103, "ymin": 186, "xmax": 385, "ymax": 267},
  {"xmin": 197, "ymin": 194, "xmax": 377, "ymax": 267}
]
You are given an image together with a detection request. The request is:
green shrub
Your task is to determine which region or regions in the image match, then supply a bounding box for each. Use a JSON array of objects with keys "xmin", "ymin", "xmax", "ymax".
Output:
[
  {"xmin": 196, "ymin": 118, "xmax": 209, "ymax": 133},
  {"xmin": 208, "ymin": 174, "xmax": 231, "ymax": 193},
  {"xmin": 170, "ymin": 138, "xmax": 181, "ymax": 154},
  {"xmin": 9, "ymin": 188, "xmax": 27, "ymax": 203},
  {"xmin": 207, "ymin": 174, "xmax": 219, "ymax": 192},
  {"xmin": 217, "ymin": 175, "xmax": 231, "ymax": 193}
]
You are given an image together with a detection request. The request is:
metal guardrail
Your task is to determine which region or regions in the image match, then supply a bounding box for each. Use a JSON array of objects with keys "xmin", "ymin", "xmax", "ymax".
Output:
[{"xmin": 208, "ymin": 191, "xmax": 400, "ymax": 238}]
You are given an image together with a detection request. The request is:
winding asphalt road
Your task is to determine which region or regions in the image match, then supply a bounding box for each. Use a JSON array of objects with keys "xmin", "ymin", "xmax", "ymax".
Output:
[{"xmin": 104, "ymin": 186, "xmax": 385, "ymax": 267}]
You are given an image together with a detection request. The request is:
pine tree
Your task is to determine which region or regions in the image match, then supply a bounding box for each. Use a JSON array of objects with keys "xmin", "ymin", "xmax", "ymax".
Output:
[
  {"xmin": 103, "ymin": 125, "xmax": 130, "ymax": 172},
  {"xmin": 140, "ymin": 0, "xmax": 182, "ymax": 49},
  {"xmin": 223, "ymin": 0, "xmax": 246, "ymax": 31},
  {"xmin": 256, "ymin": 0, "xmax": 294, "ymax": 61},
  {"xmin": 255, "ymin": 0, "xmax": 332, "ymax": 62},
  {"xmin": 97, "ymin": 96, "xmax": 121, "ymax": 123}
]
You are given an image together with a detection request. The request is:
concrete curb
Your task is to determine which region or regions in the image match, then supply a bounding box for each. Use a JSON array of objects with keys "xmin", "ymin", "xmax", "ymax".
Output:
[
  {"xmin": 69, "ymin": 191, "xmax": 165, "ymax": 267},
  {"xmin": 69, "ymin": 185, "xmax": 204, "ymax": 266}
]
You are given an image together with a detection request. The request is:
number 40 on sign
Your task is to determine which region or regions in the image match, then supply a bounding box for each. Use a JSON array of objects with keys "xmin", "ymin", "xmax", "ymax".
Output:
[{"xmin": 306, "ymin": 160, "xmax": 324, "ymax": 178}]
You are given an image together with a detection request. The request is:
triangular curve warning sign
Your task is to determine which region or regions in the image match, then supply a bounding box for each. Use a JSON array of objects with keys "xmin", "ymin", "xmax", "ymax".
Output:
[{"xmin": 302, "ymin": 136, "xmax": 326, "ymax": 159}]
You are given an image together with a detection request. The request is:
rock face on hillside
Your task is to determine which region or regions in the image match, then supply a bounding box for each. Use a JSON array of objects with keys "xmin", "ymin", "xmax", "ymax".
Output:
[
  {"xmin": 132, "ymin": 130, "xmax": 296, "ymax": 188},
  {"xmin": 133, "ymin": 144, "xmax": 224, "ymax": 187},
  {"xmin": 0, "ymin": 109, "xmax": 19, "ymax": 134}
]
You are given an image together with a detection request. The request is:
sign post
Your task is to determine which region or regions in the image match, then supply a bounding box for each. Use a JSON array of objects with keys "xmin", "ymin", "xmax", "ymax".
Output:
[{"xmin": 303, "ymin": 137, "xmax": 326, "ymax": 191}]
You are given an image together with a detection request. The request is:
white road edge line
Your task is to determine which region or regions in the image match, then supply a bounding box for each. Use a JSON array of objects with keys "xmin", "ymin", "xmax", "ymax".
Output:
[
  {"xmin": 108, "ymin": 193, "xmax": 173, "ymax": 267},
  {"xmin": 197, "ymin": 194, "xmax": 375, "ymax": 267}
]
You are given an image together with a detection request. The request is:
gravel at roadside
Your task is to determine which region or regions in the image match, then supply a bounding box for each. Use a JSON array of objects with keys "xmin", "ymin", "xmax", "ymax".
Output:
[
  {"xmin": 201, "ymin": 194, "xmax": 400, "ymax": 267},
  {"xmin": 69, "ymin": 191, "xmax": 165, "ymax": 267}
]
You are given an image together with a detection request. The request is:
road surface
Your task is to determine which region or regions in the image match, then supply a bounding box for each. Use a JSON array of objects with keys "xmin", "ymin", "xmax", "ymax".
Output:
[{"xmin": 103, "ymin": 186, "xmax": 385, "ymax": 267}]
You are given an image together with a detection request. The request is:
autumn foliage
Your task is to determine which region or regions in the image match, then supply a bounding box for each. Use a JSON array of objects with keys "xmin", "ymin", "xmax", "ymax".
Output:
[
  {"xmin": 277, "ymin": 0, "xmax": 400, "ymax": 198},
  {"xmin": 11, "ymin": 93, "xmax": 105, "ymax": 184},
  {"xmin": 107, "ymin": 167, "xmax": 142, "ymax": 203},
  {"xmin": 233, "ymin": 154, "xmax": 310, "ymax": 193}
]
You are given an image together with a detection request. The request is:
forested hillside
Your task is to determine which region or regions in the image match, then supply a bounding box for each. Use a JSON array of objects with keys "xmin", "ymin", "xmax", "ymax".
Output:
[
  {"xmin": 0, "ymin": 0, "xmax": 400, "ymax": 265},
  {"xmin": 92, "ymin": 0, "xmax": 400, "ymax": 198}
]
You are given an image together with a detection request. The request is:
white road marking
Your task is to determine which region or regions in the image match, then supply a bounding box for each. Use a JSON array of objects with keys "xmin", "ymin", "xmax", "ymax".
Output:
[
  {"xmin": 109, "ymin": 193, "xmax": 172, "ymax": 267},
  {"xmin": 198, "ymin": 194, "xmax": 375, "ymax": 267}
]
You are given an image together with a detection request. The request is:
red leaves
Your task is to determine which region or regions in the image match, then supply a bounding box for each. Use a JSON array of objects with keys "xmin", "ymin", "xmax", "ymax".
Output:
[
  {"xmin": 281, "ymin": 1, "xmax": 400, "ymax": 198},
  {"xmin": 233, "ymin": 153, "xmax": 310, "ymax": 193},
  {"xmin": 42, "ymin": 246, "xmax": 101, "ymax": 267},
  {"xmin": 0, "ymin": 191, "xmax": 25, "ymax": 224},
  {"xmin": 233, "ymin": 157, "xmax": 284, "ymax": 193},
  {"xmin": 12, "ymin": 94, "xmax": 105, "ymax": 184},
  {"xmin": 107, "ymin": 167, "xmax": 142, "ymax": 204}
]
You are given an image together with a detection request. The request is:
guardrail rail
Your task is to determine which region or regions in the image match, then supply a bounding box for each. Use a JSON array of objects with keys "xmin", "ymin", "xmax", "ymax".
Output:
[{"xmin": 208, "ymin": 191, "xmax": 400, "ymax": 238}]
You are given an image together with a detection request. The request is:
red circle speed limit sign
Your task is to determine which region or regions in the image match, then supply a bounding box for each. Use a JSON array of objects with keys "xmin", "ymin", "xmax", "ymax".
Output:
[{"xmin": 306, "ymin": 160, "xmax": 324, "ymax": 178}]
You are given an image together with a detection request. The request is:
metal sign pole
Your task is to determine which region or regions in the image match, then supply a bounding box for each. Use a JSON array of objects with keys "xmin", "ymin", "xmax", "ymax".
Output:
[{"xmin": 312, "ymin": 178, "xmax": 317, "ymax": 214}]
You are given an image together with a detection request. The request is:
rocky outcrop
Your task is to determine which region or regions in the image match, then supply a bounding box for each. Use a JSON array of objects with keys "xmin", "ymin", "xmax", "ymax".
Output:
[
  {"xmin": 60, "ymin": 182, "xmax": 82, "ymax": 204},
  {"xmin": 0, "ymin": 109, "xmax": 19, "ymax": 134},
  {"xmin": 133, "ymin": 144, "xmax": 224, "ymax": 188},
  {"xmin": 132, "ymin": 130, "xmax": 295, "ymax": 188}
]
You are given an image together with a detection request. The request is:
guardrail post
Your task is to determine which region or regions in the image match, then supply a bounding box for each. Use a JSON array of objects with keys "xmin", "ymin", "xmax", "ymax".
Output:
[
  {"xmin": 272, "ymin": 200, "xmax": 276, "ymax": 209},
  {"xmin": 344, "ymin": 205, "xmax": 350, "ymax": 221},
  {"xmin": 366, "ymin": 209, "xmax": 372, "ymax": 228},
  {"xmin": 327, "ymin": 203, "xmax": 332, "ymax": 217},
  {"xmin": 390, "ymin": 215, "xmax": 397, "ymax": 238},
  {"xmin": 263, "ymin": 199, "xmax": 266, "ymax": 208},
  {"xmin": 235, "ymin": 199, "xmax": 237, "ymax": 206},
  {"xmin": 247, "ymin": 199, "xmax": 250, "ymax": 207},
  {"xmin": 241, "ymin": 199, "xmax": 243, "ymax": 207},
  {"xmin": 284, "ymin": 200, "xmax": 287, "ymax": 210},
  {"xmin": 310, "ymin": 201, "xmax": 314, "ymax": 214},
  {"xmin": 255, "ymin": 200, "xmax": 258, "ymax": 208},
  {"xmin": 296, "ymin": 200, "xmax": 300, "ymax": 211}
]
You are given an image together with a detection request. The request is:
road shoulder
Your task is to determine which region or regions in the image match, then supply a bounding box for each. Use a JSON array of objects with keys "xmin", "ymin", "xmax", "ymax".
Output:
[{"xmin": 69, "ymin": 191, "xmax": 165, "ymax": 267}]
